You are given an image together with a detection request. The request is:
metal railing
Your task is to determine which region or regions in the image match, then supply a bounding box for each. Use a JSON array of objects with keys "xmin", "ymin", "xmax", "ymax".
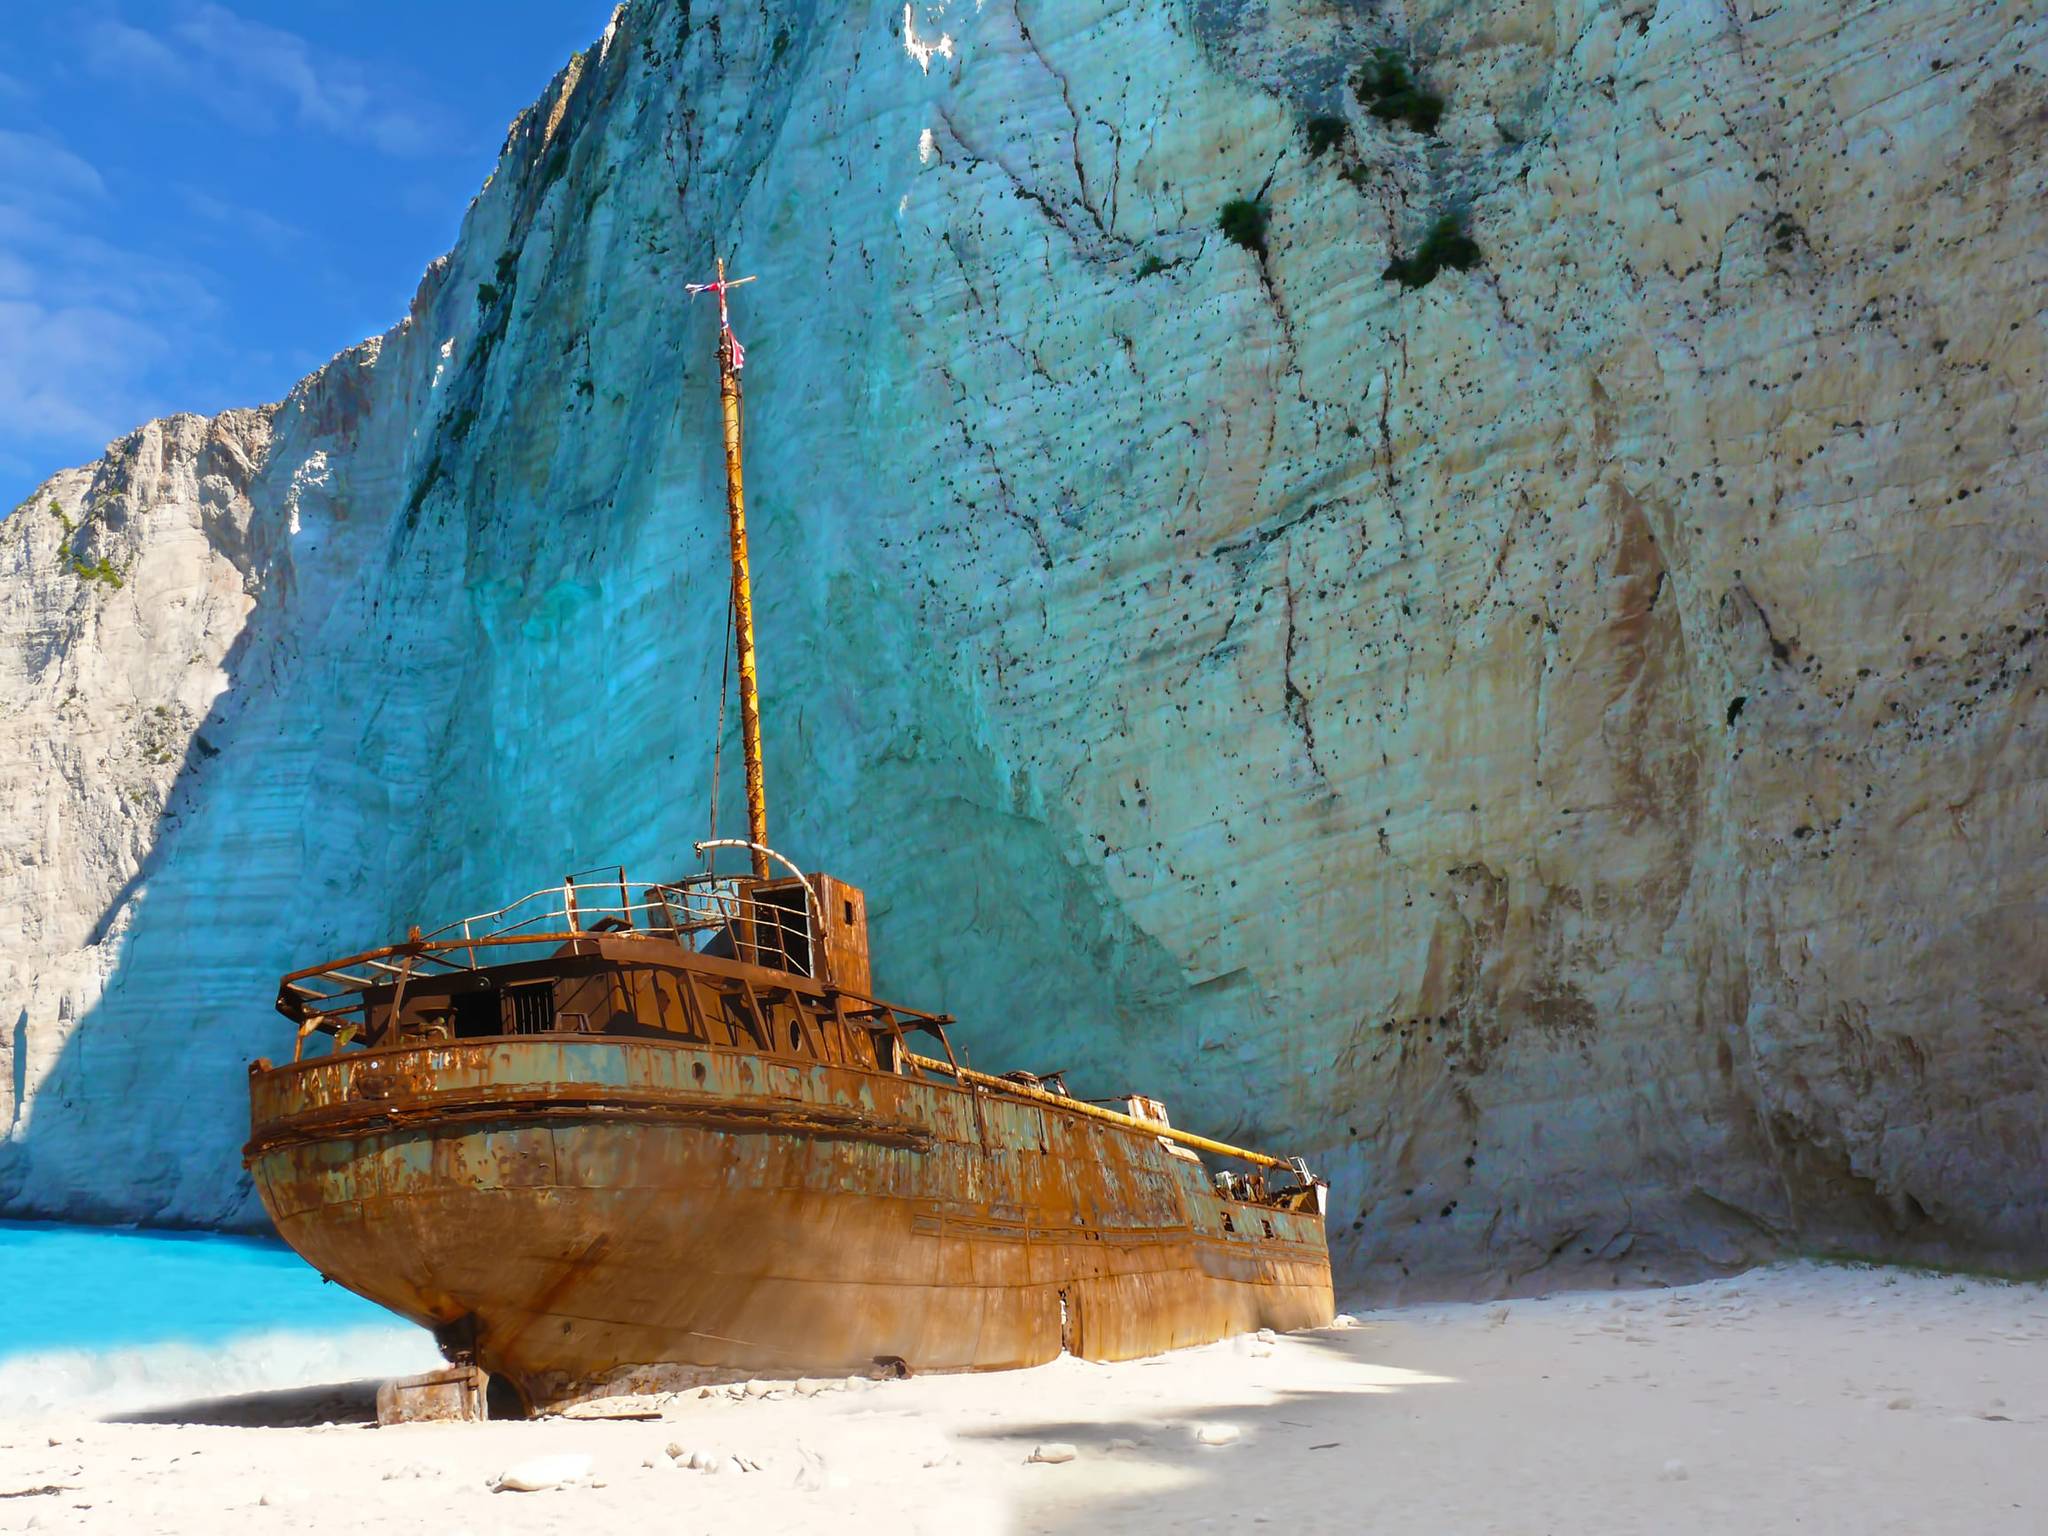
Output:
[
  {"xmin": 422, "ymin": 868, "xmax": 814, "ymax": 973},
  {"xmin": 277, "ymin": 867, "xmax": 817, "ymax": 1036}
]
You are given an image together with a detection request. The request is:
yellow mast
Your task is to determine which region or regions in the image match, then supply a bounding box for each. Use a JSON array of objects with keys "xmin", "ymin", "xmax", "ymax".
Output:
[{"xmin": 694, "ymin": 258, "xmax": 770, "ymax": 881}]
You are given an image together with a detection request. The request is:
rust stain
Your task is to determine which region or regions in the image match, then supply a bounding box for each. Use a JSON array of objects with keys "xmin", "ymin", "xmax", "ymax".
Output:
[{"xmin": 247, "ymin": 869, "xmax": 1334, "ymax": 1411}]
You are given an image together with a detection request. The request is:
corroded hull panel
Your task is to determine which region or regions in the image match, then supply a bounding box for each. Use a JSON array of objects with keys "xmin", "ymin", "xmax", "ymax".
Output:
[{"xmin": 248, "ymin": 1038, "xmax": 1333, "ymax": 1408}]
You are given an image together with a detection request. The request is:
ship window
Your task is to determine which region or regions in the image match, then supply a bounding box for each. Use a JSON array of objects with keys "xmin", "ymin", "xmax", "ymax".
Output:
[
  {"xmin": 844, "ymin": 899, "xmax": 855, "ymax": 923},
  {"xmin": 753, "ymin": 886, "xmax": 812, "ymax": 976},
  {"xmin": 452, "ymin": 990, "xmax": 499, "ymax": 1039},
  {"xmin": 1262, "ymin": 1218, "xmax": 1275, "ymax": 1239},
  {"xmin": 507, "ymin": 983, "xmax": 556, "ymax": 1035},
  {"xmin": 789, "ymin": 1021, "xmax": 805, "ymax": 1054},
  {"xmin": 1221, "ymin": 1212, "xmax": 1236, "ymax": 1234}
]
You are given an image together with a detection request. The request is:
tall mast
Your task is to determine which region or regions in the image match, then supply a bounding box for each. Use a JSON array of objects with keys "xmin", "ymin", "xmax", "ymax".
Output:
[{"xmin": 690, "ymin": 258, "xmax": 770, "ymax": 880}]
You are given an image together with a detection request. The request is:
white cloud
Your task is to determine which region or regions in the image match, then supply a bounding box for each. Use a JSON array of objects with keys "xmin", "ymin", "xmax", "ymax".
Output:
[
  {"xmin": 0, "ymin": 296, "xmax": 173, "ymax": 450},
  {"xmin": 0, "ymin": 140, "xmax": 217, "ymax": 497},
  {"xmin": 82, "ymin": 17, "xmax": 190, "ymax": 86},
  {"xmin": 0, "ymin": 130, "xmax": 109, "ymax": 207},
  {"xmin": 83, "ymin": 3, "xmax": 451, "ymax": 158},
  {"xmin": 178, "ymin": 185, "xmax": 302, "ymax": 252}
]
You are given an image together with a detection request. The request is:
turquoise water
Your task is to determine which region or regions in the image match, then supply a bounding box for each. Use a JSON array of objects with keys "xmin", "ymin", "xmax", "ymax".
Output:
[{"xmin": 0, "ymin": 1219, "xmax": 408, "ymax": 1360}]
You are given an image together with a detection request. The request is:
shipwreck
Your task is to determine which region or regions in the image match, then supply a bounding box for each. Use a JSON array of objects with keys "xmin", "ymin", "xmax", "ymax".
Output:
[{"xmin": 243, "ymin": 263, "xmax": 1334, "ymax": 1414}]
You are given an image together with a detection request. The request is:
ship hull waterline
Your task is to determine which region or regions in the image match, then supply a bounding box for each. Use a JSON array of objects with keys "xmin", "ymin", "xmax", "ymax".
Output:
[{"xmin": 247, "ymin": 1036, "xmax": 1334, "ymax": 1410}]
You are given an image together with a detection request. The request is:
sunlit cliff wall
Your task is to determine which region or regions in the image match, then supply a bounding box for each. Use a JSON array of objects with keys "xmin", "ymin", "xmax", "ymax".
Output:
[{"xmin": 3, "ymin": 0, "xmax": 2045, "ymax": 1294}]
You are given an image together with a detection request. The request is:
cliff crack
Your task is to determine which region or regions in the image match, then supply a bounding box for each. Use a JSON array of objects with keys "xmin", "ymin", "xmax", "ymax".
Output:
[{"xmin": 1282, "ymin": 569, "xmax": 1326, "ymax": 779}]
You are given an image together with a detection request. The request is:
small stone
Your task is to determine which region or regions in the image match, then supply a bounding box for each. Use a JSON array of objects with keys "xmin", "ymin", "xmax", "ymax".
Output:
[
  {"xmin": 382, "ymin": 1463, "xmax": 444, "ymax": 1481},
  {"xmin": 1193, "ymin": 1423, "xmax": 1241, "ymax": 1447},
  {"xmin": 1106, "ymin": 1438, "xmax": 1139, "ymax": 1453},
  {"xmin": 1331, "ymin": 1314, "xmax": 1360, "ymax": 1330},
  {"xmin": 845, "ymin": 1375, "xmax": 871, "ymax": 1392},
  {"xmin": 1658, "ymin": 1459, "xmax": 1688, "ymax": 1482},
  {"xmin": 493, "ymin": 1454, "xmax": 593, "ymax": 1493},
  {"xmin": 1887, "ymin": 1395, "xmax": 1915, "ymax": 1410},
  {"xmin": 665, "ymin": 1442, "xmax": 687, "ymax": 1461},
  {"xmin": 744, "ymin": 1378, "xmax": 771, "ymax": 1398},
  {"xmin": 1256, "ymin": 1328, "xmax": 1276, "ymax": 1343},
  {"xmin": 1029, "ymin": 1443, "xmax": 1078, "ymax": 1464}
]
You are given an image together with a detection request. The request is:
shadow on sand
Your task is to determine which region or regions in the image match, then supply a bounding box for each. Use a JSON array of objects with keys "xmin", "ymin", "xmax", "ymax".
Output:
[
  {"xmin": 976, "ymin": 1327, "xmax": 1461, "ymax": 1535},
  {"xmin": 108, "ymin": 1378, "xmax": 383, "ymax": 1429}
]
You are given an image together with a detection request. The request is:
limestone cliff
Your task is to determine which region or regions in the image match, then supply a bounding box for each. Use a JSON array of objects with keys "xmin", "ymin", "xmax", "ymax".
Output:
[{"xmin": 4, "ymin": 0, "xmax": 2045, "ymax": 1294}]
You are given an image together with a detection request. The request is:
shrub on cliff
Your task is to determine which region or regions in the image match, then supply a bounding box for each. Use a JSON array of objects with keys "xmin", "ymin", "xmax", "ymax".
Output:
[
  {"xmin": 1353, "ymin": 48, "xmax": 1443, "ymax": 135},
  {"xmin": 1382, "ymin": 212, "xmax": 1481, "ymax": 288},
  {"xmin": 1304, "ymin": 116, "xmax": 1349, "ymax": 157},
  {"xmin": 70, "ymin": 554, "xmax": 122, "ymax": 589},
  {"xmin": 1218, "ymin": 199, "xmax": 1268, "ymax": 256}
]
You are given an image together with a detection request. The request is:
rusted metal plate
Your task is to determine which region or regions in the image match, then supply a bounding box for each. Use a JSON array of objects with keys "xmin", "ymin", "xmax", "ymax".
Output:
[
  {"xmin": 375, "ymin": 1364, "xmax": 488, "ymax": 1425},
  {"xmin": 249, "ymin": 1029, "xmax": 1333, "ymax": 1412},
  {"xmin": 250, "ymin": 877, "xmax": 1334, "ymax": 1415}
]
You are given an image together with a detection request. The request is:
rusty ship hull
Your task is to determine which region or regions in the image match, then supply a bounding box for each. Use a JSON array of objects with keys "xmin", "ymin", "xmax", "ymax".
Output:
[{"xmin": 248, "ymin": 1031, "xmax": 1333, "ymax": 1410}]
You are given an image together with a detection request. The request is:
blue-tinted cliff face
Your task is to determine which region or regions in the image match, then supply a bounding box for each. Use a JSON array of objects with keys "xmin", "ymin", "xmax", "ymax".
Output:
[{"xmin": 4, "ymin": 0, "xmax": 2046, "ymax": 1294}]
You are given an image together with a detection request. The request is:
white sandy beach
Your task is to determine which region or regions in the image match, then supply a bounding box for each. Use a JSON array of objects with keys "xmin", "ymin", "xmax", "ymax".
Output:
[{"xmin": 3, "ymin": 1262, "xmax": 2042, "ymax": 1535}]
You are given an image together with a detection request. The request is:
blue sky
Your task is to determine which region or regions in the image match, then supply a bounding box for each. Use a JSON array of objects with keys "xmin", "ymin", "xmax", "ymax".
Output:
[{"xmin": 0, "ymin": 1, "xmax": 618, "ymax": 510}]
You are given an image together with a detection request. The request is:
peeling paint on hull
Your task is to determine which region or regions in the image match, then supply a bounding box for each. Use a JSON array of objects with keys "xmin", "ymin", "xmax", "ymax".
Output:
[{"xmin": 248, "ymin": 1037, "xmax": 1333, "ymax": 1409}]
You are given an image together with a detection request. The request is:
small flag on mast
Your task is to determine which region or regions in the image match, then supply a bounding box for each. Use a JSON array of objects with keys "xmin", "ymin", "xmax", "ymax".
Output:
[{"xmin": 686, "ymin": 263, "xmax": 756, "ymax": 371}]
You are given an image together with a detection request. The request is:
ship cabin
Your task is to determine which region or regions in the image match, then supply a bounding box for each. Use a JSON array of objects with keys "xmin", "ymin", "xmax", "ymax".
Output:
[
  {"xmin": 273, "ymin": 863, "xmax": 959, "ymax": 1078},
  {"xmin": 272, "ymin": 857, "xmax": 1323, "ymax": 1218}
]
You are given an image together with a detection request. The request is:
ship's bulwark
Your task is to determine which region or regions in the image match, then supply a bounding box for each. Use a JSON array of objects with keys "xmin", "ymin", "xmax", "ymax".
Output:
[{"xmin": 248, "ymin": 1038, "xmax": 1333, "ymax": 1410}]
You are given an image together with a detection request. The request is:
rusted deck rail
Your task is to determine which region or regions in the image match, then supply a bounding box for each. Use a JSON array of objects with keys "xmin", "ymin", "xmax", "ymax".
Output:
[
  {"xmin": 277, "ymin": 868, "xmax": 814, "ymax": 1026},
  {"xmin": 901, "ymin": 1050, "xmax": 1295, "ymax": 1173}
]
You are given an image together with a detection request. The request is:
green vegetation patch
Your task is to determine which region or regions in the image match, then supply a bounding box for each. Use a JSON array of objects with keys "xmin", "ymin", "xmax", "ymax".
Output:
[
  {"xmin": 1353, "ymin": 48, "xmax": 1444, "ymax": 135},
  {"xmin": 1304, "ymin": 116, "xmax": 1349, "ymax": 157},
  {"xmin": 71, "ymin": 553, "xmax": 123, "ymax": 589},
  {"xmin": 1218, "ymin": 198, "xmax": 1268, "ymax": 257},
  {"xmin": 1383, "ymin": 212, "xmax": 1481, "ymax": 289}
]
